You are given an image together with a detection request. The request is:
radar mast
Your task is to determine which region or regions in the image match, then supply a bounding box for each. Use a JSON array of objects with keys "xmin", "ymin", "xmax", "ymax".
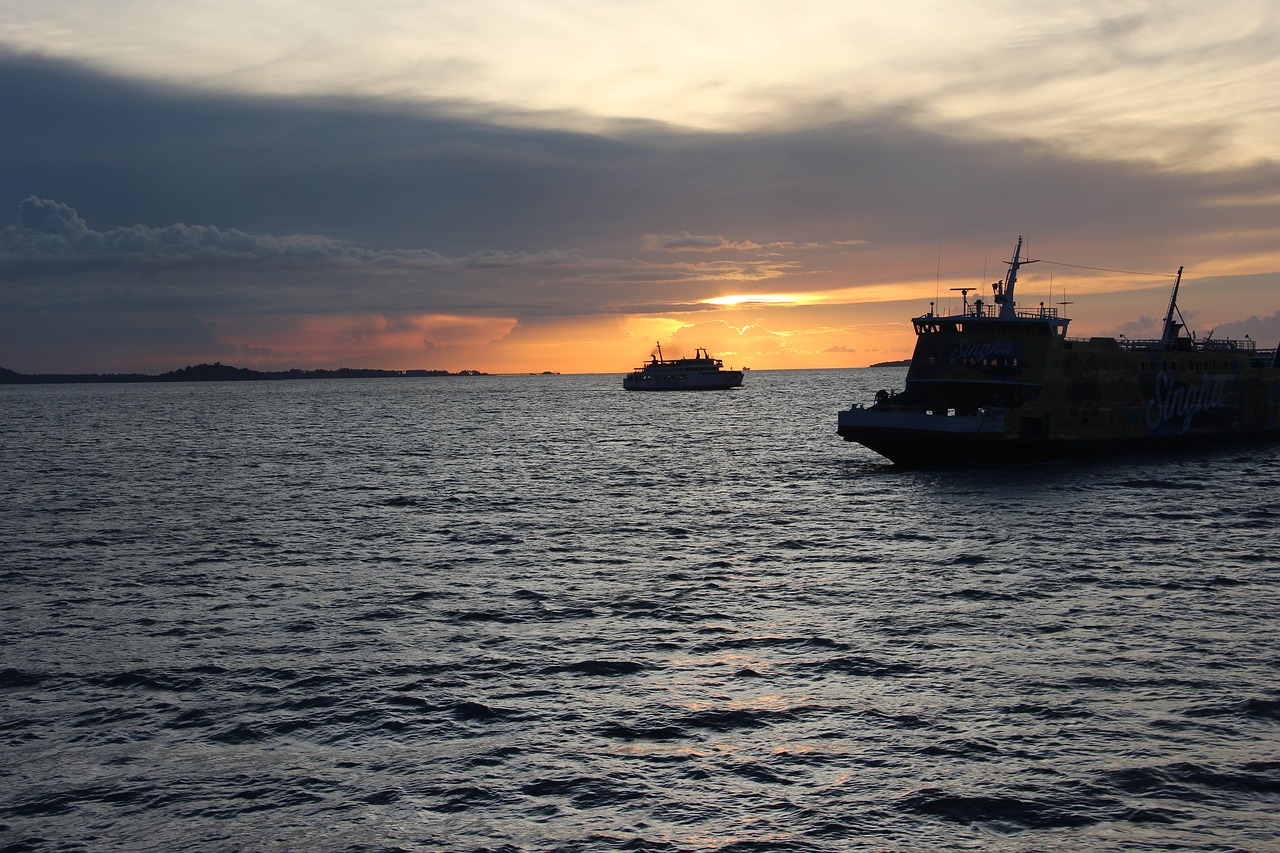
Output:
[{"xmin": 994, "ymin": 236, "xmax": 1037, "ymax": 319}]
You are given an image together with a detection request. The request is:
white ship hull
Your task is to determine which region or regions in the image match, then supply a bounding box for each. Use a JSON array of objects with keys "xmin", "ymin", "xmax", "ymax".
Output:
[
  {"xmin": 623, "ymin": 370, "xmax": 744, "ymax": 391},
  {"xmin": 623, "ymin": 345, "xmax": 745, "ymax": 391}
]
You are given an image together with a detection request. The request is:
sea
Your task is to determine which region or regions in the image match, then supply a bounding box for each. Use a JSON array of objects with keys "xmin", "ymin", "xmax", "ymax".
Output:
[{"xmin": 2, "ymin": 367, "xmax": 1278, "ymax": 853}]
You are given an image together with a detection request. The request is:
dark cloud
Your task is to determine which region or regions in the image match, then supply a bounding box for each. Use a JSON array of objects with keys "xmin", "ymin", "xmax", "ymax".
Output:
[
  {"xmin": 0, "ymin": 308, "xmax": 240, "ymax": 374},
  {"xmin": 1215, "ymin": 310, "xmax": 1280, "ymax": 344},
  {"xmin": 2, "ymin": 196, "xmax": 453, "ymax": 269},
  {"xmin": 1114, "ymin": 315, "xmax": 1161, "ymax": 338},
  {"xmin": 0, "ymin": 194, "xmax": 800, "ymax": 314},
  {"xmin": 18, "ymin": 197, "xmax": 90, "ymax": 238},
  {"xmin": 5, "ymin": 49, "xmax": 1277, "ymax": 264},
  {"xmin": 0, "ymin": 52, "xmax": 641, "ymax": 253},
  {"xmin": 1, "ymin": 50, "xmax": 1277, "ymax": 371}
]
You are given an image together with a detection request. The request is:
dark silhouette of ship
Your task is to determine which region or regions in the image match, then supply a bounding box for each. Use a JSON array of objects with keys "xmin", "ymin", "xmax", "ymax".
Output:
[
  {"xmin": 622, "ymin": 343, "xmax": 745, "ymax": 391},
  {"xmin": 838, "ymin": 237, "xmax": 1280, "ymax": 465}
]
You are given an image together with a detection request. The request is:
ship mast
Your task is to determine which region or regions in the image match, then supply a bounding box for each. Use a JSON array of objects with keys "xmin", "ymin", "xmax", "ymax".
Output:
[
  {"xmin": 1159, "ymin": 267, "xmax": 1185, "ymax": 347},
  {"xmin": 994, "ymin": 236, "xmax": 1036, "ymax": 319}
]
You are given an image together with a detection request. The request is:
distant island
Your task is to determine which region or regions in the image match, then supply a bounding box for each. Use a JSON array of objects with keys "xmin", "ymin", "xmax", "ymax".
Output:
[
  {"xmin": 868, "ymin": 359, "xmax": 911, "ymax": 367},
  {"xmin": 0, "ymin": 362, "xmax": 493, "ymax": 384}
]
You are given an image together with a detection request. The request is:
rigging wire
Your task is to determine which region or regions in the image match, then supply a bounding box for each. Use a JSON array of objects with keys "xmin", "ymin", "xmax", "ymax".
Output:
[{"xmin": 1029, "ymin": 258, "xmax": 1177, "ymax": 277}]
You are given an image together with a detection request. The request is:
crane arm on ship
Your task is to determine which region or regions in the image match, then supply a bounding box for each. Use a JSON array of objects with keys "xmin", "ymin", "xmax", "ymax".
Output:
[{"xmin": 1159, "ymin": 267, "xmax": 1186, "ymax": 347}]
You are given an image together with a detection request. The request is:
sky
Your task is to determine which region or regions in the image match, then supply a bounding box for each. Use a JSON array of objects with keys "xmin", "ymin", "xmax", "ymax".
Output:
[{"xmin": 1, "ymin": 0, "xmax": 1278, "ymax": 374}]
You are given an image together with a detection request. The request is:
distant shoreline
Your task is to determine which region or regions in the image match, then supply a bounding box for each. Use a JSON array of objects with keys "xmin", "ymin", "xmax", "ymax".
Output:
[
  {"xmin": 1, "ymin": 361, "xmax": 905, "ymax": 384},
  {"xmin": 0, "ymin": 362, "xmax": 500, "ymax": 385}
]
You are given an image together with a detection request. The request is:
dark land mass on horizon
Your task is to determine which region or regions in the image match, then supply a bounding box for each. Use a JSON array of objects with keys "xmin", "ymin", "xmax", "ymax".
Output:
[
  {"xmin": 1, "ymin": 361, "xmax": 902, "ymax": 384},
  {"xmin": 0, "ymin": 362, "xmax": 492, "ymax": 384}
]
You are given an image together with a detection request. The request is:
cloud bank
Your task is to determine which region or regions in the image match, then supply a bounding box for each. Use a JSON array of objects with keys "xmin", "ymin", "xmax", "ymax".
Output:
[{"xmin": 1, "ymin": 52, "xmax": 1276, "ymax": 373}]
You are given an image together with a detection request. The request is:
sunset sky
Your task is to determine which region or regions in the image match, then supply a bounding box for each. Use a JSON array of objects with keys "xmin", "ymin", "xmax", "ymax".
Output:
[{"xmin": 2, "ymin": 1, "xmax": 1277, "ymax": 374}]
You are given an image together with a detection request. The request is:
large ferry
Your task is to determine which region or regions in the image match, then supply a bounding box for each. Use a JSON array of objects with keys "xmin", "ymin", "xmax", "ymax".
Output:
[
  {"xmin": 623, "ymin": 343, "xmax": 745, "ymax": 391},
  {"xmin": 838, "ymin": 237, "xmax": 1280, "ymax": 465}
]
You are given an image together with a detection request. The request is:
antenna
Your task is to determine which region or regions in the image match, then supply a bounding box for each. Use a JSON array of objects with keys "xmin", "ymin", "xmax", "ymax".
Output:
[
  {"xmin": 950, "ymin": 287, "xmax": 974, "ymax": 311},
  {"xmin": 936, "ymin": 246, "xmax": 941, "ymax": 308}
]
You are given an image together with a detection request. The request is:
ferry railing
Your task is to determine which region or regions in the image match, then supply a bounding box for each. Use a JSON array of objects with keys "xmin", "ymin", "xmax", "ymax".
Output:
[
  {"xmin": 1108, "ymin": 336, "xmax": 1259, "ymax": 353},
  {"xmin": 1200, "ymin": 338, "xmax": 1257, "ymax": 352},
  {"xmin": 929, "ymin": 304, "xmax": 1062, "ymax": 320}
]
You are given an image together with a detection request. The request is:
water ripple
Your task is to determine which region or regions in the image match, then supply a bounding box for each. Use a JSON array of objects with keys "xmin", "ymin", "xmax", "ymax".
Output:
[{"xmin": 3, "ymin": 372, "xmax": 1279, "ymax": 852}]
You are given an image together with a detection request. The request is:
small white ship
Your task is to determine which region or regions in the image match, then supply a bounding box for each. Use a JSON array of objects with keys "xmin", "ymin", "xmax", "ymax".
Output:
[{"xmin": 623, "ymin": 343, "xmax": 745, "ymax": 391}]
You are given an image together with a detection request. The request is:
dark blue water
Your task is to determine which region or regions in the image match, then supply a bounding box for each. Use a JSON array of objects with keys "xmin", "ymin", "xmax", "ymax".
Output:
[{"xmin": 3, "ymin": 369, "xmax": 1279, "ymax": 852}]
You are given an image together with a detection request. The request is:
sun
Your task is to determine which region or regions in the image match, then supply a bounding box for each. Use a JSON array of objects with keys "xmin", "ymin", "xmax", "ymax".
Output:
[{"xmin": 703, "ymin": 293, "xmax": 814, "ymax": 306}]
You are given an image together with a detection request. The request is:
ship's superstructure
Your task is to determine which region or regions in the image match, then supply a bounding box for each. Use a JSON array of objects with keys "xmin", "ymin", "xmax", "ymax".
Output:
[{"xmin": 623, "ymin": 343, "xmax": 745, "ymax": 391}]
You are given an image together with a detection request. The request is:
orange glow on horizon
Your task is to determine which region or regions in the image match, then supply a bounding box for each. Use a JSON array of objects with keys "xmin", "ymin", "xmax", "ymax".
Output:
[
  {"xmin": 192, "ymin": 261, "xmax": 1275, "ymax": 375},
  {"xmin": 204, "ymin": 307, "xmax": 915, "ymax": 373}
]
